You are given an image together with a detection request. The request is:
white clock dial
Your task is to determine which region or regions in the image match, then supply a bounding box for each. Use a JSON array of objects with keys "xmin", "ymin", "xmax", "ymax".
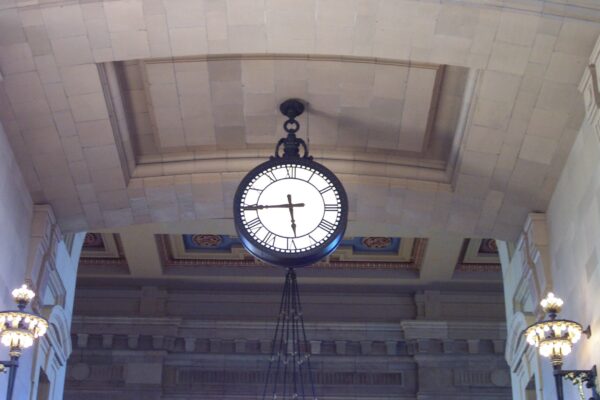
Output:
[{"xmin": 239, "ymin": 164, "xmax": 342, "ymax": 253}]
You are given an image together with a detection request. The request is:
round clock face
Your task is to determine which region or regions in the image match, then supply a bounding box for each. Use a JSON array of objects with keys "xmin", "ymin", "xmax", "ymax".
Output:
[{"xmin": 234, "ymin": 158, "xmax": 348, "ymax": 268}]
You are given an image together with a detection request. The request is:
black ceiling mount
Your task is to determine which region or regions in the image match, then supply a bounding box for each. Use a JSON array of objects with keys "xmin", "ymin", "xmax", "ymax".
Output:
[
  {"xmin": 279, "ymin": 98, "xmax": 305, "ymax": 120},
  {"xmin": 274, "ymin": 99, "xmax": 311, "ymax": 159}
]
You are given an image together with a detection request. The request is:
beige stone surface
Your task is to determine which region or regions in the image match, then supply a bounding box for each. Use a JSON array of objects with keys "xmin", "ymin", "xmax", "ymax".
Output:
[{"xmin": 0, "ymin": 0, "xmax": 599, "ymax": 240}]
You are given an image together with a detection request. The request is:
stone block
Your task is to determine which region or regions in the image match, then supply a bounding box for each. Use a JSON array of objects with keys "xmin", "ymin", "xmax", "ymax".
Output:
[
  {"xmin": 310, "ymin": 340, "xmax": 321, "ymax": 355},
  {"xmin": 210, "ymin": 338, "xmax": 221, "ymax": 353},
  {"xmin": 185, "ymin": 337, "xmax": 196, "ymax": 352},
  {"xmin": 152, "ymin": 335, "xmax": 164, "ymax": 349},
  {"xmin": 127, "ymin": 334, "xmax": 139, "ymax": 349},
  {"xmin": 467, "ymin": 339, "xmax": 480, "ymax": 354},
  {"xmin": 335, "ymin": 340, "xmax": 347, "ymax": 355},
  {"xmin": 101, "ymin": 334, "xmax": 114, "ymax": 349},
  {"xmin": 360, "ymin": 340, "xmax": 372, "ymax": 355},
  {"xmin": 234, "ymin": 339, "xmax": 246, "ymax": 353},
  {"xmin": 385, "ymin": 340, "xmax": 397, "ymax": 355},
  {"xmin": 76, "ymin": 333, "xmax": 89, "ymax": 348},
  {"xmin": 124, "ymin": 363, "xmax": 162, "ymax": 385}
]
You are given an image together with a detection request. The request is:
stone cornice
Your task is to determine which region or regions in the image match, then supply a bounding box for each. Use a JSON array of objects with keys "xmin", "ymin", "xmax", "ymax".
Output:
[
  {"xmin": 401, "ymin": 320, "xmax": 507, "ymax": 340},
  {"xmin": 4, "ymin": 0, "xmax": 600, "ymax": 23}
]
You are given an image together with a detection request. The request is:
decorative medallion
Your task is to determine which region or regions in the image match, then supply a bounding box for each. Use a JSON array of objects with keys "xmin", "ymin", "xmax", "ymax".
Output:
[
  {"xmin": 455, "ymin": 238, "xmax": 501, "ymax": 273},
  {"xmin": 478, "ymin": 238, "xmax": 498, "ymax": 254},
  {"xmin": 82, "ymin": 233, "xmax": 105, "ymax": 250},
  {"xmin": 159, "ymin": 235, "xmax": 425, "ymax": 271},
  {"xmin": 361, "ymin": 237, "xmax": 394, "ymax": 249},
  {"xmin": 191, "ymin": 234, "xmax": 223, "ymax": 248}
]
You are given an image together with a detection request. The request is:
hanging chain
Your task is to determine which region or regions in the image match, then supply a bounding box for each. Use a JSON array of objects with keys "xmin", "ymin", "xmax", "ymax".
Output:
[{"xmin": 262, "ymin": 269, "xmax": 317, "ymax": 400}]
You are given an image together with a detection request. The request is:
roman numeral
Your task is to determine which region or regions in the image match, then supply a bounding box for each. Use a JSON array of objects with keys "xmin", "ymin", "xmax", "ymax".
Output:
[
  {"xmin": 318, "ymin": 220, "xmax": 335, "ymax": 232},
  {"xmin": 324, "ymin": 204, "xmax": 339, "ymax": 212},
  {"xmin": 309, "ymin": 235, "xmax": 318, "ymax": 244},
  {"xmin": 263, "ymin": 231, "xmax": 276, "ymax": 246},
  {"xmin": 246, "ymin": 218, "xmax": 261, "ymax": 232},
  {"xmin": 307, "ymin": 171, "xmax": 316, "ymax": 182},
  {"xmin": 249, "ymin": 187, "xmax": 263, "ymax": 192},
  {"xmin": 319, "ymin": 186, "xmax": 333, "ymax": 194},
  {"xmin": 287, "ymin": 238, "xmax": 296, "ymax": 250},
  {"xmin": 264, "ymin": 170, "xmax": 277, "ymax": 182},
  {"xmin": 285, "ymin": 166, "xmax": 296, "ymax": 178}
]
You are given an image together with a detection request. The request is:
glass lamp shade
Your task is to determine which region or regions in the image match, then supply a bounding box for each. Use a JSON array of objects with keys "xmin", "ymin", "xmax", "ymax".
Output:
[
  {"xmin": 525, "ymin": 319, "xmax": 582, "ymax": 364},
  {"xmin": 11, "ymin": 285, "xmax": 35, "ymax": 305},
  {"xmin": 538, "ymin": 338, "xmax": 572, "ymax": 358},
  {"xmin": 0, "ymin": 311, "xmax": 48, "ymax": 346},
  {"xmin": 541, "ymin": 292, "xmax": 564, "ymax": 314}
]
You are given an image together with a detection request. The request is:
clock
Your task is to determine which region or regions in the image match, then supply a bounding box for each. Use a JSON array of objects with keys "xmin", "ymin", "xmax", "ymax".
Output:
[{"xmin": 233, "ymin": 99, "xmax": 348, "ymax": 268}]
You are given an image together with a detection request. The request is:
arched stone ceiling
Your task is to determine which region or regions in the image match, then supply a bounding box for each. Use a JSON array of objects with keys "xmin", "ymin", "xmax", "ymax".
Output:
[
  {"xmin": 1, "ymin": 0, "xmax": 599, "ymax": 240},
  {"xmin": 108, "ymin": 55, "xmax": 467, "ymax": 182}
]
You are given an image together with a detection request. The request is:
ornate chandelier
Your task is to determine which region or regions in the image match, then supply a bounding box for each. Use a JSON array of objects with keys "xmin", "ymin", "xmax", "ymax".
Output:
[
  {"xmin": 524, "ymin": 292, "xmax": 598, "ymax": 400},
  {"xmin": 0, "ymin": 284, "xmax": 48, "ymax": 400},
  {"xmin": 524, "ymin": 292, "xmax": 583, "ymax": 364}
]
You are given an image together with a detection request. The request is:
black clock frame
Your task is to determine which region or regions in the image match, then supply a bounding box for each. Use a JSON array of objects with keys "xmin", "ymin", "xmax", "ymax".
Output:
[{"xmin": 233, "ymin": 99, "xmax": 348, "ymax": 268}]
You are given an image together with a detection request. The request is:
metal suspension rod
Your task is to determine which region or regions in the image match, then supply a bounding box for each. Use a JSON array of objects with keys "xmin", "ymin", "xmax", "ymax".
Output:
[
  {"xmin": 282, "ymin": 272, "xmax": 291, "ymax": 399},
  {"xmin": 271, "ymin": 273, "xmax": 290, "ymax": 399},
  {"xmin": 262, "ymin": 270, "xmax": 290, "ymax": 399},
  {"xmin": 292, "ymin": 269, "xmax": 307, "ymax": 400},
  {"xmin": 292, "ymin": 272, "xmax": 317, "ymax": 399},
  {"xmin": 6, "ymin": 356, "xmax": 19, "ymax": 400},
  {"xmin": 291, "ymin": 273, "xmax": 299, "ymax": 400},
  {"xmin": 263, "ymin": 269, "xmax": 317, "ymax": 400}
]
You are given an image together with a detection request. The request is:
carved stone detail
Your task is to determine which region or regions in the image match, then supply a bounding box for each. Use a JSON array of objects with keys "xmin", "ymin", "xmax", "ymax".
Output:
[
  {"xmin": 128, "ymin": 334, "xmax": 139, "ymax": 349},
  {"xmin": 310, "ymin": 340, "xmax": 321, "ymax": 355},
  {"xmin": 102, "ymin": 334, "xmax": 113, "ymax": 349}
]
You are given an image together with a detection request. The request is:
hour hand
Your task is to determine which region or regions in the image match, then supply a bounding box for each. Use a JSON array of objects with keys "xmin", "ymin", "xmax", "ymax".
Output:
[{"xmin": 287, "ymin": 194, "xmax": 297, "ymax": 237}]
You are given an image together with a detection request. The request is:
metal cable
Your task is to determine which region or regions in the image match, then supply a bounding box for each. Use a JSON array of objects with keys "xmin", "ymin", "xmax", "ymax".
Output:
[
  {"xmin": 293, "ymin": 271, "xmax": 317, "ymax": 399},
  {"xmin": 262, "ymin": 272, "xmax": 289, "ymax": 399},
  {"xmin": 262, "ymin": 268, "xmax": 317, "ymax": 400}
]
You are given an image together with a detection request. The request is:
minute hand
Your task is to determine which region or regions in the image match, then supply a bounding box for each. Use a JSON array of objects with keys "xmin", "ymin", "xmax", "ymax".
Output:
[{"xmin": 243, "ymin": 203, "xmax": 305, "ymax": 210}]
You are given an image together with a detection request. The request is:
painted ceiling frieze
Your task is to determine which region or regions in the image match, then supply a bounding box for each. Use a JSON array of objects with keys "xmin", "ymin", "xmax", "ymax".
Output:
[
  {"xmin": 455, "ymin": 239, "xmax": 501, "ymax": 273},
  {"xmin": 157, "ymin": 234, "xmax": 427, "ymax": 271},
  {"xmin": 79, "ymin": 233, "xmax": 130, "ymax": 273}
]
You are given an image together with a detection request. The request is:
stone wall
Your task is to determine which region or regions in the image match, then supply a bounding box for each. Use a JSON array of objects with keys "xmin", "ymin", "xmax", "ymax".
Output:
[
  {"xmin": 65, "ymin": 284, "xmax": 510, "ymax": 399},
  {"xmin": 500, "ymin": 35, "xmax": 600, "ymax": 400},
  {"xmin": 546, "ymin": 40, "xmax": 600, "ymax": 394},
  {"xmin": 0, "ymin": 120, "xmax": 84, "ymax": 399},
  {"xmin": 0, "ymin": 114, "xmax": 35, "ymax": 398}
]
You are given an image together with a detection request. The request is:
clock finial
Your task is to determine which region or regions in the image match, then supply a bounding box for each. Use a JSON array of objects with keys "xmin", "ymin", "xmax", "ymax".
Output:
[{"xmin": 275, "ymin": 99, "xmax": 311, "ymax": 160}]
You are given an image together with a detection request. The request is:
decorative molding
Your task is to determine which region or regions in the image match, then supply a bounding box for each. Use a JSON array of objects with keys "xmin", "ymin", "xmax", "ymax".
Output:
[
  {"xmin": 580, "ymin": 39, "xmax": 600, "ymax": 141},
  {"xmin": 24, "ymin": 204, "xmax": 78, "ymax": 400},
  {"xmin": 27, "ymin": 205, "xmax": 62, "ymax": 310},
  {"xmin": 102, "ymin": 53, "xmax": 471, "ymax": 186},
  {"xmin": 70, "ymin": 316, "xmax": 506, "ymax": 358},
  {"xmin": 515, "ymin": 213, "xmax": 551, "ymax": 307},
  {"xmin": 455, "ymin": 238, "xmax": 501, "ymax": 273},
  {"xmin": 171, "ymin": 368, "xmax": 404, "ymax": 386},
  {"xmin": 79, "ymin": 233, "xmax": 129, "ymax": 272},
  {"xmin": 157, "ymin": 234, "xmax": 427, "ymax": 271}
]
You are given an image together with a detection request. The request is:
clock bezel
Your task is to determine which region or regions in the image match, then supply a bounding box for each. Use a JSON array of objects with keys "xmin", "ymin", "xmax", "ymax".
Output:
[{"xmin": 233, "ymin": 156, "xmax": 348, "ymax": 268}]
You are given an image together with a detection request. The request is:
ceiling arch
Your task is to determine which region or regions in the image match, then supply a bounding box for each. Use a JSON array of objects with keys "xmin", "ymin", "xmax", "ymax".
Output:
[{"xmin": 0, "ymin": 0, "xmax": 598, "ymax": 240}]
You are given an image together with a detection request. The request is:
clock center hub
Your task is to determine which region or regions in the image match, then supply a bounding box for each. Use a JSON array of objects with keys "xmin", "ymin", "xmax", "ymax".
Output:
[{"xmin": 257, "ymin": 179, "xmax": 324, "ymax": 238}]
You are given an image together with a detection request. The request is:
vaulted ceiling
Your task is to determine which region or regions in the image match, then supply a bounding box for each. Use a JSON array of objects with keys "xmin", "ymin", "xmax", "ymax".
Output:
[{"xmin": 1, "ymin": 0, "xmax": 599, "ymax": 241}]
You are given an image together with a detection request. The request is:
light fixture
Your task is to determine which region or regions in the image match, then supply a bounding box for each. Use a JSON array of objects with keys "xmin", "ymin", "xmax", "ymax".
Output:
[
  {"xmin": 0, "ymin": 284, "xmax": 48, "ymax": 400},
  {"xmin": 524, "ymin": 293, "xmax": 599, "ymax": 400}
]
